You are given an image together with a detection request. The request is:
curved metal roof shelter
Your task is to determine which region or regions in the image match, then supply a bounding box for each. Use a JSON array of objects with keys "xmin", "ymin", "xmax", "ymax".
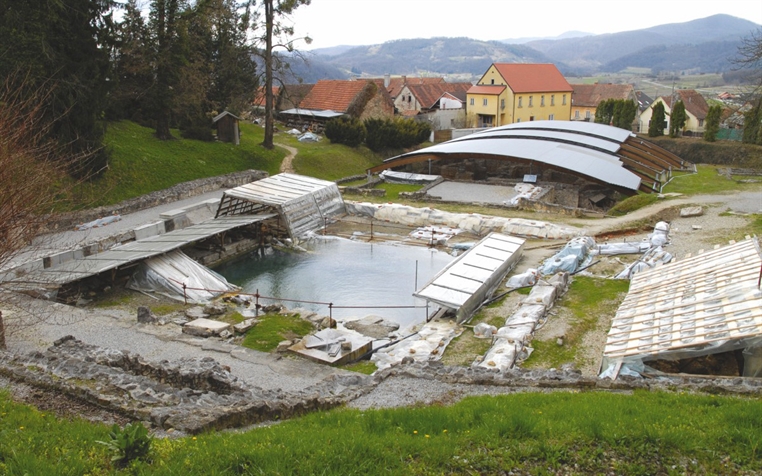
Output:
[{"xmin": 369, "ymin": 121, "xmax": 691, "ymax": 194}]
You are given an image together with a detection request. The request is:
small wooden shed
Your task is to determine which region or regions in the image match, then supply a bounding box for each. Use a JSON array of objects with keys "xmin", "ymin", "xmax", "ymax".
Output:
[{"xmin": 212, "ymin": 111, "xmax": 241, "ymax": 145}]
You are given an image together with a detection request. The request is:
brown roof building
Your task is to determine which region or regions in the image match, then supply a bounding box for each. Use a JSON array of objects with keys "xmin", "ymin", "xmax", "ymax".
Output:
[{"xmin": 571, "ymin": 83, "xmax": 636, "ymax": 121}]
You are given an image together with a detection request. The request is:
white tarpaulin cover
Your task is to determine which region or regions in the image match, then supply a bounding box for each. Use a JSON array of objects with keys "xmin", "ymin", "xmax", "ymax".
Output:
[{"xmin": 127, "ymin": 249, "xmax": 238, "ymax": 303}]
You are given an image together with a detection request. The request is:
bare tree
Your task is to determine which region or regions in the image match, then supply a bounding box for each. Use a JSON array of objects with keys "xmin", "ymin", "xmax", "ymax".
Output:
[
  {"xmin": 256, "ymin": 0, "xmax": 312, "ymax": 149},
  {"xmin": 0, "ymin": 76, "xmax": 83, "ymax": 348}
]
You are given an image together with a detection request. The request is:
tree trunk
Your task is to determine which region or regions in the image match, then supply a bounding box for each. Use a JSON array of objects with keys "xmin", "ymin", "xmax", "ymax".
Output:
[
  {"xmin": 155, "ymin": 0, "xmax": 175, "ymax": 140},
  {"xmin": 0, "ymin": 311, "xmax": 5, "ymax": 350},
  {"xmin": 262, "ymin": 0, "xmax": 275, "ymax": 149}
]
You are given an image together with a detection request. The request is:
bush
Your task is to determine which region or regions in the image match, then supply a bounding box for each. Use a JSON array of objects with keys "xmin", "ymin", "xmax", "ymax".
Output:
[
  {"xmin": 180, "ymin": 125, "xmax": 215, "ymax": 142},
  {"xmin": 324, "ymin": 116, "xmax": 366, "ymax": 147},
  {"xmin": 96, "ymin": 423, "xmax": 152, "ymax": 467},
  {"xmin": 364, "ymin": 117, "xmax": 431, "ymax": 152}
]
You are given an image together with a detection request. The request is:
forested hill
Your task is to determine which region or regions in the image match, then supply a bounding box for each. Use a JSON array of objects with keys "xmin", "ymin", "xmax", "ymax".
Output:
[
  {"xmin": 314, "ymin": 37, "xmax": 553, "ymax": 78},
  {"xmin": 295, "ymin": 14, "xmax": 760, "ymax": 80}
]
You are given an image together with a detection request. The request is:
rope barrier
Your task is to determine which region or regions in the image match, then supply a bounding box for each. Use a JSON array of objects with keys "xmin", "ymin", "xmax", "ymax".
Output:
[{"xmin": 166, "ymin": 277, "xmax": 428, "ymax": 312}]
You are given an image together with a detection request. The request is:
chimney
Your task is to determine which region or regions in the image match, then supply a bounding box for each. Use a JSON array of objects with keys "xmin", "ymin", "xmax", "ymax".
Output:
[
  {"xmin": 384, "ymin": 73, "xmax": 390, "ymax": 88},
  {"xmin": 402, "ymin": 75, "xmax": 406, "ymax": 84}
]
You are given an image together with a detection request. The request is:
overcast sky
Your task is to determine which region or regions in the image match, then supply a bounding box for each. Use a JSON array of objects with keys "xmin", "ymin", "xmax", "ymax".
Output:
[{"xmin": 289, "ymin": 0, "xmax": 762, "ymax": 51}]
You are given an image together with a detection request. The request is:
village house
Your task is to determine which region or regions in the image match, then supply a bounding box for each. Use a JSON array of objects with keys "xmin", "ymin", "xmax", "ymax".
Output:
[
  {"xmin": 570, "ymin": 83, "xmax": 637, "ymax": 122},
  {"xmin": 639, "ymin": 89, "xmax": 710, "ymax": 136},
  {"xmin": 466, "ymin": 63, "xmax": 573, "ymax": 127},
  {"xmin": 279, "ymin": 79, "xmax": 394, "ymax": 131}
]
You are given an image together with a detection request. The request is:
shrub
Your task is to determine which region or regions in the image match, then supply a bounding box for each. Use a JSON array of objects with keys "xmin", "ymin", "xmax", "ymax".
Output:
[
  {"xmin": 96, "ymin": 423, "xmax": 152, "ymax": 467},
  {"xmin": 324, "ymin": 116, "xmax": 367, "ymax": 147},
  {"xmin": 180, "ymin": 125, "xmax": 215, "ymax": 142},
  {"xmin": 364, "ymin": 117, "xmax": 431, "ymax": 152}
]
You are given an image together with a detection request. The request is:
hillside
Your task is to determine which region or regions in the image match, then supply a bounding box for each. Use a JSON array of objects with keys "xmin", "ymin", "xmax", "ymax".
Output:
[
  {"xmin": 526, "ymin": 14, "xmax": 759, "ymax": 73},
  {"xmin": 294, "ymin": 14, "xmax": 760, "ymax": 79},
  {"xmin": 316, "ymin": 37, "xmax": 554, "ymax": 79}
]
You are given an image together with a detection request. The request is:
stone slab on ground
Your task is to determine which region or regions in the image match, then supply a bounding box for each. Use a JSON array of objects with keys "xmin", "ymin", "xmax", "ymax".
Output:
[{"xmin": 183, "ymin": 318, "xmax": 231, "ymax": 337}]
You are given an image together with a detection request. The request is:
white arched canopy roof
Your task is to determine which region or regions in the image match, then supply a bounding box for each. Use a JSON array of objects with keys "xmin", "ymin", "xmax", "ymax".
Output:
[{"xmin": 369, "ymin": 121, "xmax": 690, "ymax": 194}]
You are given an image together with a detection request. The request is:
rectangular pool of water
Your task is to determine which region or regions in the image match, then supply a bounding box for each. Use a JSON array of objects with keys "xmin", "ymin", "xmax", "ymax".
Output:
[{"xmin": 213, "ymin": 236, "xmax": 455, "ymax": 330}]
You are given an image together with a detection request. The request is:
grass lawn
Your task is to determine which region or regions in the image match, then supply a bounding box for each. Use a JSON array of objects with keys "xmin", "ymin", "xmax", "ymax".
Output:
[
  {"xmin": 277, "ymin": 133, "xmax": 386, "ymax": 181},
  {"xmin": 1, "ymin": 389, "xmax": 759, "ymax": 474},
  {"xmin": 67, "ymin": 120, "xmax": 284, "ymax": 209}
]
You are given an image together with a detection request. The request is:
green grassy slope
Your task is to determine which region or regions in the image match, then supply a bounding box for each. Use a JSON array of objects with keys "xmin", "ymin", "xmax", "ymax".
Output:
[{"xmin": 70, "ymin": 121, "xmax": 284, "ymax": 208}]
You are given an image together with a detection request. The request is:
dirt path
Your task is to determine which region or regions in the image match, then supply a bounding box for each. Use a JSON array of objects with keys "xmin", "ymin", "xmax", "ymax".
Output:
[{"xmin": 276, "ymin": 142, "xmax": 297, "ymax": 174}]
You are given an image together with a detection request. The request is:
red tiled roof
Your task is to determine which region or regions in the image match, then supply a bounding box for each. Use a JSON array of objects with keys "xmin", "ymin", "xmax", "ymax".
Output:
[
  {"xmin": 467, "ymin": 84, "xmax": 506, "ymax": 95},
  {"xmin": 299, "ymin": 80, "xmax": 371, "ymax": 112},
  {"xmin": 571, "ymin": 83, "xmax": 634, "ymax": 107},
  {"xmin": 408, "ymin": 82, "xmax": 472, "ymax": 109},
  {"xmin": 252, "ymin": 86, "xmax": 280, "ymax": 107},
  {"xmin": 659, "ymin": 89, "xmax": 709, "ymax": 120},
  {"xmin": 278, "ymin": 84, "xmax": 315, "ymax": 110},
  {"xmin": 492, "ymin": 63, "xmax": 572, "ymax": 93},
  {"xmin": 371, "ymin": 76, "xmax": 445, "ymax": 98}
]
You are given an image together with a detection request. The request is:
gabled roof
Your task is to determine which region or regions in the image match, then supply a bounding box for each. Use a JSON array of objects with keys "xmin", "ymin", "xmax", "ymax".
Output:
[
  {"xmin": 277, "ymin": 84, "xmax": 314, "ymax": 110},
  {"xmin": 299, "ymin": 80, "xmax": 373, "ymax": 113},
  {"xmin": 659, "ymin": 89, "xmax": 709, "ymax": 120},
  {"xmin": 408, "ymin": 82, "xmax": 472, "ymax": 109},
  {"xmin": 571, "ymin": 83, "xmax": 634, "ymax": 107},
  {"xmin": 378, "ymin": 76, "xmax": 445, "ymax": 98},
  {"xmin": 492, "ymin": 63, "xmax": 573, "ymax": 94},
  {"xmin": 212, "ymin": 111, "xmax": 240, "ymax": 123},
  {"xmin": 635, "ymin": 91, "xmax": 653, "ymax": 112},
  {"xmin": 467, "ymin": 84, "xmax": 506, "ymax": 95}
]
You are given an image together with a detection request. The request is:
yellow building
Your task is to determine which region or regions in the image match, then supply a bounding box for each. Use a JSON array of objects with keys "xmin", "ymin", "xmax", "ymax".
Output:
[{"xmin": 466, "ymin": 63, "xmax": 572, "ymax": 127}]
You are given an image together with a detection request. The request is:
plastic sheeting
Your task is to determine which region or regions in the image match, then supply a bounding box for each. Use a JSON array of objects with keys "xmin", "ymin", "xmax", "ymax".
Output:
[
  {"xmin": 127, "ymin": 249, "xmax": 238, "ymax": 303},
  {"xmin": 505, "ymin": 268, "xmax": 539, "ymax": 289},
  {"xmin": 614, "ymin": 246, "xmax": 673, "ymax": 279},
  {"xmin": 503, "ymin": 183, "xmax": 545, "ymax": 206},
  {"xmin": 478, "ymin": 273, "xmax": 569, "ymax": 371},
  {"xmin": 77, "ymin": 215, "xmax": 122, "ymax": 231},
  {"xmin": 539, "ymin": 237, "xmax": 595, "ymax": 275},
  {"xmin": 344, "ymin": 202, "xmax": 579, "ymax": 240}
]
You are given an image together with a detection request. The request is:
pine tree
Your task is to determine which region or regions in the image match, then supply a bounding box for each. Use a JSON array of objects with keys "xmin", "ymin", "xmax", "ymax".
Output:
[
  {"xmin": 648, "ymin": 102, "xmax": 666, "ymax": 137},
  {"xmin": 0, "ymin": 0, "xmax": 115, "ymax": 177},
  {"xmin": 669, "ymin": 100, "xmax": 687, "ymax": 138},
  {"xmin": 703, "ymin": 105, "xmax": 723, "ymax": 142}
]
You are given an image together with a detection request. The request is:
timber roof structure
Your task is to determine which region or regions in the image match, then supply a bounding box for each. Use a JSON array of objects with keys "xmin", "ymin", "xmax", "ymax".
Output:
[{"xmin": 369, "ymin": 120, "xmax": 692, "ymax": 194}]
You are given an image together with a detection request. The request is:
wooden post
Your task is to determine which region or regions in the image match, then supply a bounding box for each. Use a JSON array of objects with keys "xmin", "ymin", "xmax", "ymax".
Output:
[{"xmin": 0, "ymin": 311, "xmax": 5, "ymax": 349}]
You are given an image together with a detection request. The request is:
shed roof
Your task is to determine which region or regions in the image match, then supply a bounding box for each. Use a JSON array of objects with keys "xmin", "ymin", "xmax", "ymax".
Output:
[
  {"xmin": 408, "ymin": 82, "xmax": 472, "ymax": 109},
  {"xmin": 212, "ymin": 111, "xmax": 241, "ymax": 123},
  {"xmin": 370, "ymin": 120, "xmax": 690, "ymax": 194},
  {"xmin": 603, "ymin": 238, "xmax": 762, "ymax": 367}
]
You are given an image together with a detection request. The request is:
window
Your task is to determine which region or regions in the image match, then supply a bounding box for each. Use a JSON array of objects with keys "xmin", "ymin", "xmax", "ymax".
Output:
[
  {"xmin": 699, "ymin": 119, "xmax": 704, "ymax": 127},
  {"xmin": 529, "ymin": 96, "xmax": 533, "ymax": 107},
  {"xmin": 500, "ymin": 98, "xmax": 505, "ymax": 109},
  {"xmin": 562, "ymin": 94, "xmax": 567, "ymax": 105},
  {"xmin": 490, "ymin": 79, "xmax": 495, "ymax": 85},
  {"xmin": 529, "ymin": 116, "xmax": 535, "ymax": 121},
  {"xmin": 541, "ymin": 95, "xmax": 545, "ymax": 106},
  {"xmin": 548, "ymin": 114, "xmax": 554, "ymax": 120},
  {"xmin": 575, "ymin": 110, "xmax": 580, "ymax": 119},
  {"xmin": 516, "ymin": 118, "xmax": 521, "ymax": 123},
  {"xmin": 470, "ymin": 98, "xmax": 474, "ymax": 106},
  {"xmin": 483, "ymin": 98, "xmax": 488, "ymax": 106},
  {"xmin": 551, "ymin": 95, "xmax": 555, "ymax": 106},
  {"xmin": 408, "ymin": 95, "xmax": 411, "ymax": 103},
  {"xmin": 518, "ymin": 97, "xmax": 522, "ymax": 108},
  {"xmin": 585, "ymin": 110, "xmax": 591, "ymax": 119}
]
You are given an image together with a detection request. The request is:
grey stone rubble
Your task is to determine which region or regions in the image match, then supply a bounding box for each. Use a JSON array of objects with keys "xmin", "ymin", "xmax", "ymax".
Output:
[
  {"xmin": 3, "ymin": 338, "xmax": 761, "ymax": 433},
  {"xmin": 0, "ymin": 336, "xmax": 372, "ymax": 434}
]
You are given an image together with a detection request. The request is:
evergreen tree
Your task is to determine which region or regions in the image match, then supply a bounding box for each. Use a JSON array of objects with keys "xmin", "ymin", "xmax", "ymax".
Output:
[
  {"xmin": 0, "ymin": 0, "xmax": 115, "ymax": 177},
  {"xmin": 615, "ymin": 100, "xmax": 637, "ymax": 130},
  {"xmin": 110, "ymin": 0, "xmax": 153, "ymax": 123},
  {"xmin": 669, "ymin": 100, "xmax": 687, "ymax": 138},
  {"xmin": 648, "ymin": 102, "xmax": 666, "ymax": 137},
  {"xmin": 150, "ymin": 0, "xmax": 183, "ymax": 140},
  {"xmin": 742, "ymin": 98, "xmax": 762, "ymax": 145},
  {"xmin": 594, "ymin": 99, "xmax": 614, "ymax": 125},
  {"xmin": 703, "ymin": 105, "xmax": 723, "ymax": 142}
]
